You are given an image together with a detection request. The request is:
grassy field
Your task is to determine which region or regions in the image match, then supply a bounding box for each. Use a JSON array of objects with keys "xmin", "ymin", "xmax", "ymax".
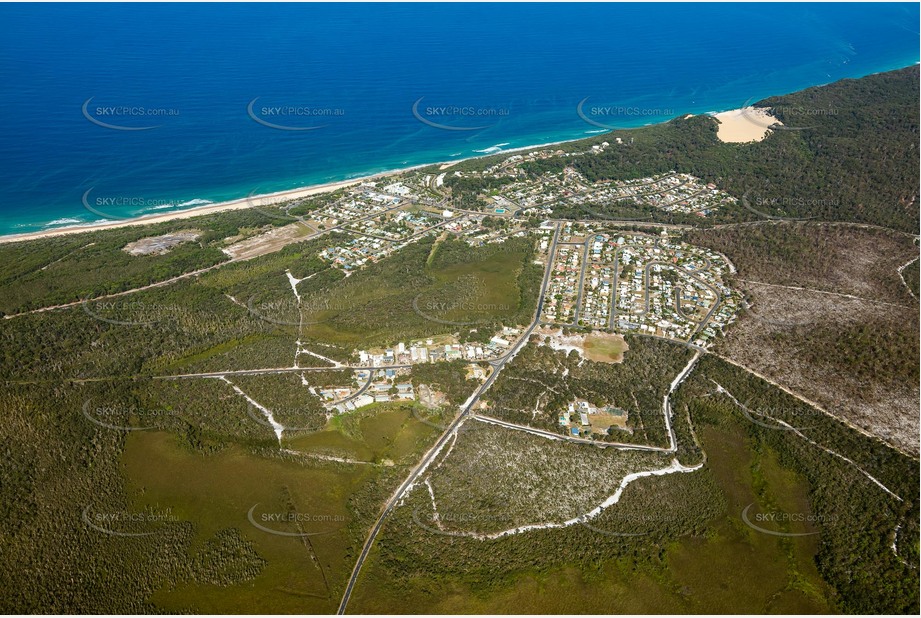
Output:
[
  {"xmin": 582, "ymin": 332, "xmax": 629, "ymax": 363},
  {"xmin": 286, "ymin": 402, "xmax": 440, "ymax": 464},
  {"xmin": 484, "ymin": 336, "xmax": 692, "ymax": 447},
  {"xmin": 125, "ymin": 431, "xmax": 350, "ymax": 613},
  {"xmin": 116, "ymin": 403, "xmax": 438, "ymax": 613}
]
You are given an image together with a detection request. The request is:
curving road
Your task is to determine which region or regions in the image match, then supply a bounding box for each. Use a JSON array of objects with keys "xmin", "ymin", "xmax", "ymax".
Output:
[{"xmin": 327, "ymin": 370, "xmax": 375, "ymax": 408}]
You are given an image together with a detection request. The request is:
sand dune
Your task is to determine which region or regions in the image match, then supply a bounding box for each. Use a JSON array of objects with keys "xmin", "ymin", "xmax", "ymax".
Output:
[{"xmin": 712, "ymin": 107, "xmax": 783, "ymax": 143}]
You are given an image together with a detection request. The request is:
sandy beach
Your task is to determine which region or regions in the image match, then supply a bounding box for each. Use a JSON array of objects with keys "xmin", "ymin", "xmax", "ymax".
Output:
[
  {"xmin": 0, "ymin": 106, "xmax": 787, "ymax": 246},
  {"xmin": 711, "ymin": 107, "xmax": 783, "ymax": 143},
  {"xmin": 0, "ymin": 173, "xmax": 393, "ymax": 245},
  {"xmin": 0, "ymin": 138, "xmax": 590, "ymax": 245}
]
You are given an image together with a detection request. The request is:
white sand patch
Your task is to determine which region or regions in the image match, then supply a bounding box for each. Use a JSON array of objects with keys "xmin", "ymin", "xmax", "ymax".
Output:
[{"xmin": 711, "ymin": 107, "xmax": 783, "ymax": 143}]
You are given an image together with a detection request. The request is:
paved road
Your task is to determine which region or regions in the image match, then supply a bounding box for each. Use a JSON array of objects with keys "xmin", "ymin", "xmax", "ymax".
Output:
[
  {"xmin": 335, "ymin": 222, "xmax": 561, "ymax": 615},
  {"xmin": 624, "ymin": 331, "xmax": 708, "ymax": 354},
  {"xmin": 402, "ymin": 215, "xmax": 464, "ymax": 243},
  {"xmin": 680, "ymin": 269, "xmax": 723, "ymax": 340},
  {"xmin": 564, "ymin": 217, "xmax": 693, "ymax": 231},
  {"xmin": 570, "ymin": 238, "xmax": 591, "ymax": 325},
  {"xmin": 674, "ymin": 293, "xmax": 693, "ymax": 322},
  {"xmin": 637, "ymin": 260, "xmax": 675, "ymax": 316},
  {"xmin": 659, "ymin": 186, "xmax": 710, "ymax": 210},
  {"xmin": 607, "ymin": 247, "xmax": 621, "ymax": 330},
  {"xmin": 633, "ymin": 259, "xmax": 722, "ymax": 342},
  {"xmin": 328, "ymin": 371, "xmax": 375, "ymax": 408},
  {"xmin": 155, "ymin": 364, "xmax": 413, "ymax": 380},
  {"xmin": 472, "ymin": 414, "xmax": 672, "ymax": 453},
  {"xmin": 547, "ymin": 172, "xmax": 683, "ymax": 212},
  {"xmin": 473, "ymin": 346, "xmax": 701, "ymax": 458},
  {"xmin": 647, "ymin": 258, "xmax": 723, "ymax": 341}
]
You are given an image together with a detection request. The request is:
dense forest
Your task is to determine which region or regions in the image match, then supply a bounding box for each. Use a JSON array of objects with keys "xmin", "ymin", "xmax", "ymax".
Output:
[
  {"xmin": 0, "ymin": 206, "xmax": 316, "ymax": 315},
  {"xmin": 448, "ymin": 66, "xmax": 919, "ymax": 233}
]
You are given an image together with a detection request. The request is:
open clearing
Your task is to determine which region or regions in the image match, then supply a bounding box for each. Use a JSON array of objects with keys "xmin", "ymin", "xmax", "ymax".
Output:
[
  {"xmin": 123, "ymin": 230, "xmax": 202, "ymax": 256},
  {"xmin": 583, "ymin": 332, "xmax": 629, "ymax": 363},
  {"xmin": 222, "ymin": 222, "xmax": 317, "ymax": 260},
  {"xmin": 121, "ymin": 403, "xmax": 438, "ymax": 614}
]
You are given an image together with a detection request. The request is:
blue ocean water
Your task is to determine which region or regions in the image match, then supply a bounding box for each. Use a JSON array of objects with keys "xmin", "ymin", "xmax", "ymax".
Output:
[{"xmin": 0, "ymin": 2, "xmax": 917, "ymax": 235}]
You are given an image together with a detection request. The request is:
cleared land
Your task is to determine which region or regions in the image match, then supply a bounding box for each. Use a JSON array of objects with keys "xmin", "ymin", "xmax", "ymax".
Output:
[
  {"xmin": 582, "ymin": 332, "xmax": 629, "ymax": 363},
  {"xmin": 484, "ymin": 336, "xmax": 693, "ymax": 447},
  {"xmin": 222, "ymin": 222, "xmax": 317, "ymax": 260},
  {"xmin": 123, "ymin": 230, "xmax": 202, "ymax": 256},
  {"xmin": 688, "ymin": 222, "xmax": 920, "ymax": 453}
]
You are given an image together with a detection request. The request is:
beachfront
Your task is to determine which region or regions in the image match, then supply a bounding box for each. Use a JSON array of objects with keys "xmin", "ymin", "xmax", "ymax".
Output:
[{"xmin": 0, "ymin": 107, "xmax": 780, "ymax": 244}]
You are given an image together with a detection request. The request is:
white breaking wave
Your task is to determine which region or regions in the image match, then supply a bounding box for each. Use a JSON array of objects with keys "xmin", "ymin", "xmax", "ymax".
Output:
[
  {"xmin": 43, "ymin": 217, "xmax": 85, "ymax": 227},
  {"xmin": 150, "ymin": 198, "xmax": 214, "ymax": 210},
  {"xmin": 177, "ymin": 198, "xmax": 212, "ymax": 207},
  {"xmin": 474, "ymin": 142, "xmax": 511, "ymax": 154}
]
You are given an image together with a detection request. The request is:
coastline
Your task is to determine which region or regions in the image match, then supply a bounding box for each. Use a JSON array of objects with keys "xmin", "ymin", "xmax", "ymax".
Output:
[
  {"xmin": 0, "ymin": 136, "xmax": 597, "ymax": 245},
  {"xmin": 3, "ymin": 58, "xmax": 916, "ymax": 246}
]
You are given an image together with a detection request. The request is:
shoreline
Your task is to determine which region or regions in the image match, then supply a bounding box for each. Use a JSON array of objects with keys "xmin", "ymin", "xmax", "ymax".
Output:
[
  {"xmin": 4, "ymin": 59, "xmax": 916, "ymax": 246},
  {"xmin": 0, "ymin": 136, "xmax": 601, "ymax": 245},
  {"xmin": 2, "ymin": 59, "xmax": 918, "ymax": 246}
]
